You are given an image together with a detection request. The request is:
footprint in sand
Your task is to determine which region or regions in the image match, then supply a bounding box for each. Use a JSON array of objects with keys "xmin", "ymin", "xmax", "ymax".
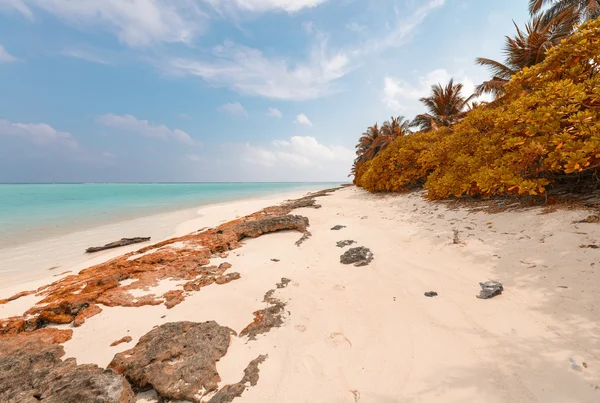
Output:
[
  {"xmin": 329, "ymin": 332, "xmax": 352, "ymax": 347},
  {"xmin": 333, "ymin": 284, "xmax": 346, "ymax": 291},
  {"xmin": 296, "ymin": 325, "xmax": 307, "ymax": 333}
]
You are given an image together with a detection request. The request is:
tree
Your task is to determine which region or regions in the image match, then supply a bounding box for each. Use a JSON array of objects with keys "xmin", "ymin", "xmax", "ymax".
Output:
[
  {"xmin": 530, "ymin": 0, "xmax": 600, "ymax": 24},
  {"xmin": 475, "ymin": 13, "xmax": 575, "ymax": 97},
  {"xmin": 411, "ymin": 79, "xmax": 473, "ymax": 132}
]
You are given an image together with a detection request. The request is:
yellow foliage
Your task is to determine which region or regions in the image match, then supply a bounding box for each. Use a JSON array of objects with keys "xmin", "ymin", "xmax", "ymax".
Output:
[{"xmin": 356, "ymin": 18, "xmax": 600, "ymax": 199}]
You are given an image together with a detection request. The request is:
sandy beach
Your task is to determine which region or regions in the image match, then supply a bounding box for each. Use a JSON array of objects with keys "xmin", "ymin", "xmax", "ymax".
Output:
[{"xmin": 1, "ymin": 186, "xmax": 599, "ymax": 402}]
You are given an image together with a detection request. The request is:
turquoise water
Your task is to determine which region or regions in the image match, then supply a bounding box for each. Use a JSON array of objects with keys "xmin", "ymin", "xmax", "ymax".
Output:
[{"xmin": 0, "ymin": 183, "xmax": 339, "ymax": 248}]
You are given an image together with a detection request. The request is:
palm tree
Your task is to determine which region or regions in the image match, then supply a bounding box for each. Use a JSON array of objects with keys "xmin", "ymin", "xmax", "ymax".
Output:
[
  {"xmin": 411, "ymin": 79, "xmax": 473, "ymax": 132},
  {"xmin": 475, "ymin": 13, "xmax": 575, "ymax": 97},
  {"xmin": 354, "ymin": 124, "xmax": 382, "ymax": 165},
  {"xmin": 529, "ymin": 0, "xmax": 600, "ymax": 24},
  {"xmin": 379, "ymin": 116, "xmax": 411, "ymax": 147}
]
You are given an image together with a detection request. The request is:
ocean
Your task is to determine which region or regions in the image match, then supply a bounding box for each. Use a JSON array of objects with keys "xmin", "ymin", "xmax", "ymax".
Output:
[{"xmin": 0, "ymin": 183, "xmax": 339, "ymax": 248}]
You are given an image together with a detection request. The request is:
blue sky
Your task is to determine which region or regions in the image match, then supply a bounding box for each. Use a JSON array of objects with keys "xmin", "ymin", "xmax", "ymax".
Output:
[{"xmin": 0, "ymin": 0, "xmax": 529, "ymax": 182}]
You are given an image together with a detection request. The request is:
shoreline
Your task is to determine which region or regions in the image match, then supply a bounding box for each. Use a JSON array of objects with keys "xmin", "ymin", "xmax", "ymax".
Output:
[
  {"xmin": 0, "ymin": 185, "xmax": 331, "ymax": 296},
  {"xmin": 1, "ymin": 186, "xmax": 599, "ymax": 402}
]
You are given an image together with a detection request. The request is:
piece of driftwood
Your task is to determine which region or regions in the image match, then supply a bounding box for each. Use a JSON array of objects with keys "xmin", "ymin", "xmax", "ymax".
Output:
[{"xmin": 85, "ymin": 237, "xmax": 151, "ymax": 253}]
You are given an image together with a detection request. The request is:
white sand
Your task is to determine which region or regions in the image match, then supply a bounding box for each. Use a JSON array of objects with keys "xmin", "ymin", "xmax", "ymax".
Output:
[{"xmin": 3, "ymin": 186, "xmax": 600, "ymax": 402}]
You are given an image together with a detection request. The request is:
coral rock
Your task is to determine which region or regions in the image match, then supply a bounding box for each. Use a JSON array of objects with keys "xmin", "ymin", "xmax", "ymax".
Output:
[{"xmin": 108, "ymin": 321, "xmax": 235, "ymax": 403}]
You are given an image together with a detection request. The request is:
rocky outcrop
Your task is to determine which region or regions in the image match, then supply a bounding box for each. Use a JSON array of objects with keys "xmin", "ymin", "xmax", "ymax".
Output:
[
  {"xmin": 208, "ymin": 355, "xmax": 268, "ymax": 403},
  {"xmin": 240, "ymin": 278, "xmax": 290, "ymax": 341},
  {"xmin": 108, "ymin": 321, "xmax": 235, "ymax": 403},
  {"xmin": 331, "ymin": 225, "xmax": 346, "ymax": 231},
  {"xmin": 1, "ymin": 214, "xmax": 309, "ymax": 334},
  {"xmin": 340, "ymin": 247, "xmax": 374, "ymax": 267},
  {"xmin": 0, "ymin": 330, "xmax": 134, "ymax": 403},
  {"xmin": 476, "ymin": 281, "xmax": 504, "ymax": 299},
  {"xmin": 86, "ymin": 237, "xmax": 151, "ymax": 253}
]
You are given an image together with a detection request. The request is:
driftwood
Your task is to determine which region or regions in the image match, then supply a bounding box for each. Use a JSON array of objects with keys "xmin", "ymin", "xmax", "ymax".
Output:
[{"xmin": 85, "ymin": 237, "xmax": 151, "ymax": 253}]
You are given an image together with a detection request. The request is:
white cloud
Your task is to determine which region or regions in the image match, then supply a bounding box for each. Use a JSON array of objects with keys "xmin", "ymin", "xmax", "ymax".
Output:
[
  {"xmin": 182, "ymin": 154, "xmax": 204, "ymax": 163},
  {"xmin": 163, "ymin": 0, "xmax": 444, "ymax": 101},
  {"xmin": 218, "ymin": 102, "xmax": 248, "ymax": 116},
  {"xmin": 346, "ymin": 22, "xmax": 366, "ymax": 33},
  {"xmin": 294, "ymin": 113, "xmax": 312, "ymax": 126},
  {"xmin": 61, "ymin": 48, "xmax": 111, "ymax": 65},
  {"xmin": 0, "ymin": 119, "xmax": 78, "ymax": 148},
  {"xmin": 0, "ymin": 44, "xmax": 18, "ymax": 63},
  {"xmin": 243, "ymin": 135, "xmax": 353, "ymax": 169},
  {"xmin": 10, "ymin": 0, "xmax": 206, "ymax": 46},
  {"xmin": 266, "ymin": 107, "xmax": 282, "ymax": 119},
  {"xmin": 166, "ymin": 40, "xmax": 349, "ymax": 101},
  {"xmin": 0, "ymin": 0, "xmax": 33, "ymax": 19},
  {"xmin": 382, "ymin": 69, "xmax": 486, "ymax": 111},
  {"xmin": 178, "ymin": 113, "xmax": 191, "ymax": 119},
  {"xmin": 205, "ymin": 0, "xmax": 328, "ymax": 14},
  {"xmin": 96, "ymin": 114, "xmax": 196, "ymax": 145}
]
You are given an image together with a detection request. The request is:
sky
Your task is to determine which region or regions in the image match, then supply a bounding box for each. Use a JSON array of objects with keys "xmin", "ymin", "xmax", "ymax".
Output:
[{"xmin": 0, "ymin": 0, "xmax": 530, "ymax": 183}]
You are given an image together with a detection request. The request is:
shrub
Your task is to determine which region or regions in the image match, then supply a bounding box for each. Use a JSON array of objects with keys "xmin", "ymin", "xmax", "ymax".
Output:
[{"xmin": 357, "ymin": 18, "xmax": 600, "ymax": 199}]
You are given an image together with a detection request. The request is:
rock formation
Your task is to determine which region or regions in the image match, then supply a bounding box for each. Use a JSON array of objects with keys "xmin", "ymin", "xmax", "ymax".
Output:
[
  {"xmin": 340, "ymin": 247, "xmax": 374, "ymax": 267},
  {"xmin": 108, "ymin": 321, "xmax": 234, "ymax": 403}
]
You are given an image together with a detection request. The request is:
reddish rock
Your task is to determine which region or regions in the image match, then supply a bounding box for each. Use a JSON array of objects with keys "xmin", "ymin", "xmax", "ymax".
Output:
[
  {"xmin": 208, "ymin": 355, "xmax": 268, "ymax": 403},
  {"xmin": 110, "ymin": 336, "xmax": 133, "ymax": 347},
  {"xmin": 109, "ymin": 321, "xmax": 235, "ymax": 402},
  {"xmin": 1, "ymin": 189, "xmax": 339, "ymax": 335},
  {"xmin": 0, "ymin": 330, "xmax": 133, "ymax": 402},
  {"xmin": 163, "ymin": 290, "xmax": 185, "ymax": 309},
  {"xmin": 74, "ymin": 303, "xmax": 103, "ymax": 327}
]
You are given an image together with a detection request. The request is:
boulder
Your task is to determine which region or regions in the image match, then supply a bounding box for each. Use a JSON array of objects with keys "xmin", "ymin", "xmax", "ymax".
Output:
[
  {"xmin": 108, "ymin": 321, "xmax": 235, "ymax": 402},
  {"xmin": 0, "ymin": 330, "xmax": 134, "ymax": 403},
  {"xmin": 340, "ymin": 247, "xmax": 374, "ymax": 267},
  {"xmin": 476, "ymin": 281, "xmax": 504, "ymax": 299}
]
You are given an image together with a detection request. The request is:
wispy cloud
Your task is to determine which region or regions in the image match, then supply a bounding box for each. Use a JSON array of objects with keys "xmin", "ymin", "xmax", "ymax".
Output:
[
  {"xmin": 0, "ymin": 119, "xmax": 77, "ymax": 148},
  {"xmin": 346, "ymin": 22, "xmax": 366, "ymax": 33},
  {"xmin": 7, "ymin": 0, "xmax": 207, "ymax": 46},
  {"xmin": 0, "ymin": 44, "xmax": 18, "ymax": 63},
  {"xmin": 96, "ymin": 114, "xmax": 196, "ymax": 145},
  {"xmin": 163, "ymin": 0, "xmax": 445, "ymax": 101},
  {"xmin": 293, "ymin": 113, "xmax": 312, "ymax": 126},
  {"xmin": 61, "ymin": 48, "xmax": 112, "ymax": 65},
  {"xmin": 0, "ymin": 0, "xmax": 34, "ymax": 20},
  {"xmin": 205, "ymin": 0, "xmax": 329, "ymax": 14},
  {"xmin": 266, "ymin": 107, "xmax": 282, "ymax": 119},
  {"xmin": 218, "ymin": 102, "xmax": 248, "ymax": 116}
]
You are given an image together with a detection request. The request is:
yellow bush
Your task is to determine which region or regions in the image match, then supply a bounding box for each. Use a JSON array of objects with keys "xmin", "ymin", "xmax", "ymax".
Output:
[{"xmin": 358, "ymin": 18, "xmax": 600, "ymax": 199}]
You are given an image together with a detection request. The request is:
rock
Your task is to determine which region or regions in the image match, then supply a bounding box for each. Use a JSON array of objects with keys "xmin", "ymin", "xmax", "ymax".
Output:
[
  {"xmin": 476, "ymin": 281, "xmax": 504, "ymax": 299},
  {"xmin": 86, "ymin": 237, "xmax": 151, "ymax": 253},
  {"xmin": 208, "ymin": 355, "xmax": 268, "ymax": 403},
  {"xmin": 110, "ymin": 336, "xmax": 133, "ymax": 347},
  {"xmin": 271, "ymin": 258, "xmax": 280, "ymax": 262},
  {"xmin": 163, "ymin": 290, "xmax": 185, "ymax": 309},
  {"xmin": 73, "ymin": 303, "xmax": 103, "ymax": 327},
  {"xmin": 574, "ymin": 214, "xmax": 600, "ymax": 224},
  {"xmin": 424, "ymin": 291, "xmax": 438, "ymax": 297},
  {"xmin": 336, "ymin": 240, "xmax": 356, "ymax": 248},
  {"xmin": 0, "ymin": 330, "xmax": 134, "ymax": 403},
  {"xmin": 108, "ymin": 321, "xmax": 235, "ymax": 402},
  {"xmin": 340, "ymin": 247, "xmax": 374, "ymax": 267},
  {"xmin": 1, "ymin": 203, "xmax": 311, "ymax": 335},
  {"xmin": 240, "ymin": 279, "xmax": 290, "ymax": 340},
  {"xmin": 579, "ymin": 244, "xmax": 600, "ymax": 249},
  {"xmin": 295, "ymin": 231, "xmax": 311, "ymax": 246},
  {"xmin": 331, "ymin": 225, "xmax": 346, "ymax": 231}
]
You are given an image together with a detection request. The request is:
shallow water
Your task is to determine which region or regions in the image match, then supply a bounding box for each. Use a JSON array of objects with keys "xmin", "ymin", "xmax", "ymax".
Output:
[{"xmin": 0, "ymin": 182, "xmax": 339, "ymax": 248}]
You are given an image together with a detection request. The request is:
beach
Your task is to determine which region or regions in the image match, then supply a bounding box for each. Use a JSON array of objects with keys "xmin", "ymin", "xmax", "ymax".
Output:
[{"xmin": 1, "ymin": 186, "xmax": 599, "ymax": 402}]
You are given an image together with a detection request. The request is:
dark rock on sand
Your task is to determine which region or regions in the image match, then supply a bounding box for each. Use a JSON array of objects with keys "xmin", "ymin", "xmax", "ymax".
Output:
[
  {"xmin": 336, "ymin": 240, "xmax": 356, "ymax": 248},
  {"xmin": 424, "ymin": 291, "xmax": 438, "ymax": 297},
  {"xmin": 208, "ymin": 355, "xmax": 268, "ymax": 403},
  {"xmin": 108, "ymin": 321, "xmax": 235, "ymax": 403},
  {"xmin": 86, "ymin": 237, "xmax": 151, "ymax": 253},
  {"xmin": 331, "ymin": 225, "xmax": 346, "ymax": 231},
  {"xmin": 240, "ymin": 279, "xmax": 290, "ymax": 340},
  {"xmin": 295, "ymin": 231, "xmax": 311, "ymax": 246},
  {"xmin": 340, "ymin": 247, "xmax": 374, "ymax": 267},
  {"xmin": 476, "ymin": 281, "xmax": 504, "ymax": 299},
  {"xmin": 271, "ymin": 258, "xmax": 280, "ymax": 262},
  {"xmin": 0, "ymin": 330, "xmax": 134, "ymax": 403}
]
